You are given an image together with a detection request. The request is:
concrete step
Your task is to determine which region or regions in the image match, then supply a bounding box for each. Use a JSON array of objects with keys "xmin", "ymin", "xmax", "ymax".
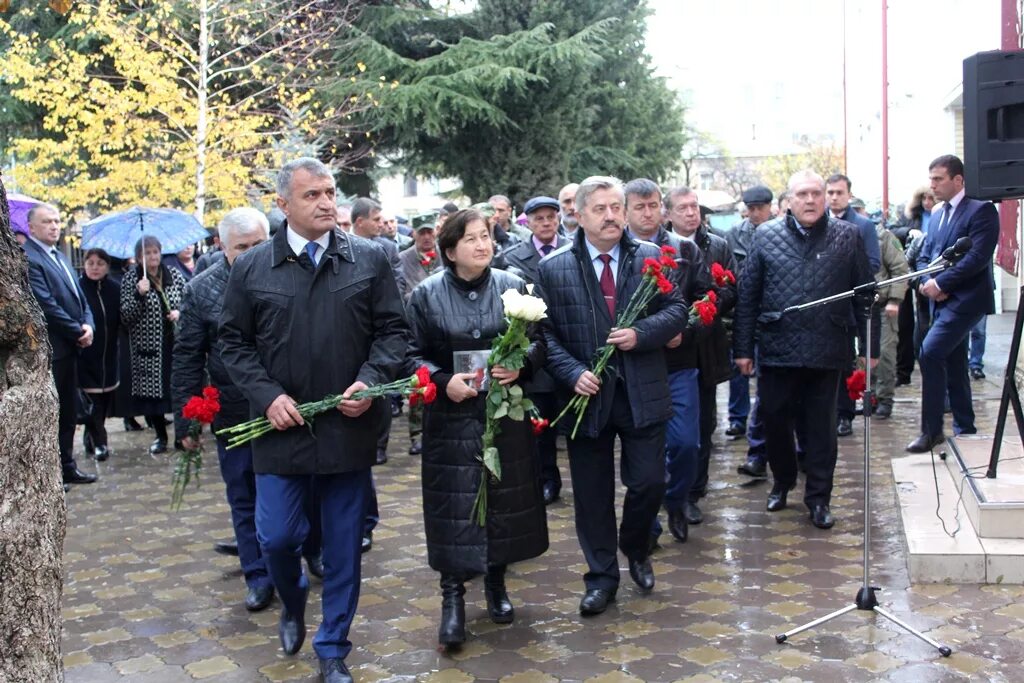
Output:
[
  {"xmin": 943, "ymin": 434, "xmax": 1024, "ymax": 539},
  {"xmin": 892, "ymin": 446, "xmax": 1024, "ymax": 584}
]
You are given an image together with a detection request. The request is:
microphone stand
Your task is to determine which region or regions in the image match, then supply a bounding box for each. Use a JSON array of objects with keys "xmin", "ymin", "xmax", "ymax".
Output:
[{"xmin": 772, "ymin": 257, "xmax": 958, "ymax": 658}]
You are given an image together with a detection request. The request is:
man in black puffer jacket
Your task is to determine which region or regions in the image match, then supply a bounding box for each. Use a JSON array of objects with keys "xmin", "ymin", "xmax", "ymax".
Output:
[
  {"xmin": 539, "ymin": 176, "xmax": 687, "ymax": 616},
  {"xmin": 733, "ymin": 170, "xmax": 878, "ymax": 531}
]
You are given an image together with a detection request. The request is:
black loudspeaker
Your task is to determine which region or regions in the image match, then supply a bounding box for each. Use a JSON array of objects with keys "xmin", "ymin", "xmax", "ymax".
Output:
[{"xmin": 963, "ymin": 50, "xmax": 1024, "ymax": 201}]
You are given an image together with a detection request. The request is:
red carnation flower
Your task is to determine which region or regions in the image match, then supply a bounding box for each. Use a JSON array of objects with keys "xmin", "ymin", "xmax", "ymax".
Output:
[
  {"xmin": 425, "ymin": 250, "xmax": 436, "ymax": 259},
  {"xmin": 202, "ymin": 386, "xmax": 220, "ymax": 401},
  {"xmin": 698, "ymin": 303, "xmax": 716, "ymax": 326},
  {"xmin": 659, "ymin": 255, "xmax": 678, "ymax": 269},
  {"xmin": 531, "ymin": 417, "xmax": 550, "ymax": 435},
  {"xmin": 711, "ymin": 262, "xmax": 735, "ymax": 287},
  {"xmin": 657, "ymin": 276, "xmax": 673, "ymax": 294},
  {"xmin": 846, "ymin": 369, "xmax": 867, "ymax": 401},
  {"xmin": 707, "ymin": 289, "xmax": 718, "ymax": 304},
  {"xmin": 422, "ymin": 383, "xmax": 438, "ymax": 404},
  {"xmin": 409, "ymin": 391, "xmax": 422, "ymax": 407},
  {"xmin": 660, "ymin": 245, "xmax": 677, "ymax": 257},
  {"xmin": 414, "ymin": 365, "xmax": 432, "ymax": 388}
]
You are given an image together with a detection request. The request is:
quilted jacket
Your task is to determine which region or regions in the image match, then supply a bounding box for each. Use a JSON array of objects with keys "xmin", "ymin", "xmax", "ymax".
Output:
[
  {"xmin": 538, "ymin": 229, "xmax": 688, "ymax": 439},
  {"xmin": 406, "ymin": 267, "xmax": 548, "ymax": 575},
  {"xmin": 172, "ymin": 259, "xmax": 248, "ymax": 440},
  {"xmin": 733, "ymin": 213, "xmax": 877, "ymax": 370}
]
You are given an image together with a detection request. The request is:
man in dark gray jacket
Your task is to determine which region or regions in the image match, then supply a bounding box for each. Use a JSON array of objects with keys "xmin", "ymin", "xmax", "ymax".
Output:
[
  {"xmin": 734, "ymin": 170, "xmax": 877, "ymax": 531},
  {"xmin": 539, "ymin": 176, "xmax": 687, "ymax": 615},
  {"xmin": 220, "ymin": 158, "xmax": 407, "ymax": 682}
]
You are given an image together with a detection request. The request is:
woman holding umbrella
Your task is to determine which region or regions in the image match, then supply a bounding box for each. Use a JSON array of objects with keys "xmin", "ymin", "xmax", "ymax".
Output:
[
  {"xmin": 119, "ymin": 235, "xmax": 185, "ymax": 454},
  {"xmin": 78, "ymin": 248, "xmax": 122, "ymax": 460}
]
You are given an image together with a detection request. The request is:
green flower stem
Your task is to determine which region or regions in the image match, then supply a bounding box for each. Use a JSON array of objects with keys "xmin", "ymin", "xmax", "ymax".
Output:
[{"xmin": 170, "ymin": 421, "xmax": 204, "ymax": 510}]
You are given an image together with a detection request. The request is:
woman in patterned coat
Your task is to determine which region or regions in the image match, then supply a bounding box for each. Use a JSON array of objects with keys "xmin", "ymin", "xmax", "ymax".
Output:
[{"xmin": 119, "ymin": 235, "xmax": 185, "ymax": 454}]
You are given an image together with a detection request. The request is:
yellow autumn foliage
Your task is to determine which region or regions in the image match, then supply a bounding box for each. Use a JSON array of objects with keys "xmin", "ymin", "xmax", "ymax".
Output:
[{"xmin": 0, "ymin": 0, "xmax": 330, "ymax": 226}]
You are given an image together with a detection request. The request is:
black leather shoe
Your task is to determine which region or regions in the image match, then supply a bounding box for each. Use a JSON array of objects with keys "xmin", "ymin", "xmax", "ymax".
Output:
[
  {"xmin": 766, "ymin": 483, "xmax": 792, "ymax": 512},
  {"xmin": 408, "ymin": 439, "xmax": 422, "ymax": 455},
  {"xmin": 684, "ymin": 500, "xmax": 703, "ymax": 525},
  {"xmin": 245, "ymin": 584, "xmax": 274, "ymax": 612},
  {"xmin": 375, "ymin": 449, "xmax": 388, "ymax": 465},
  {"xmin": 873, "ymin": 402, "xmax": 892, "ymax": 420},
  {"xmin": 542, "ymin": 481, "xmax": 560, "ymax": 506},
  {"xmin": 810, "ymin": 504, "xmax": 835, "ymax": 529},
  {"xmin": 837, "ymin": 417, "xmax": 853, "ymax": 437},
  {"xmin": 361, "ymin": 532, "xmax": 372, "ymax": 554},
  {"xmin": 93, "ymin": 445, "xmax": 110, "ymax": 462},
  {"xmin": 667, "ymin": 509, "xmax": 688, "ymax": 543},
  {"xmin": 724, "ymin": 422, "xmax": 745, "ymax": 437},
  {"xmin": 579, "ymin": 588, "xmax": 616, "ymax": 616},
  {"xmin": 63, "ymin": 467, "xmax": 97, "ymax": 484},
  {"xmin": 279, "ymin": 604, "xmax": 306, "ymax": 655},
  {"xmin": 214, "ymin": 541, "xmax": 239, "ymax": 556},
  {"xmin": 970, "ymin": 367, "xmax": 985, "ymax": 380},
  {"xmin": 738, "ymin": 456, "xmax": 767, "ymax": 479},
  {"xmin": 149, "ymin": 439, "xmax": 168, "ymax": 455},
  {"xmin": 906, "ymin": 433, "xmax": 946, "ymax": 453},
  {"xmin": 305, "ymin": 554, "xmax": 324, "ymax": 580},
  {"xmin": 628, "ymin": 557, "xmax": 654, "ymax": 592},
  {"xmin": 319, "ymin": 657, "xmax": 354, "ymax": 683}
]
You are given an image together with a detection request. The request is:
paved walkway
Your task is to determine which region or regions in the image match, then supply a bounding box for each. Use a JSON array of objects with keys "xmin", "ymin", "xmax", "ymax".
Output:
[{"xmin": 61, "ymin": 359, "xmax": 1024, "ymax": 682}]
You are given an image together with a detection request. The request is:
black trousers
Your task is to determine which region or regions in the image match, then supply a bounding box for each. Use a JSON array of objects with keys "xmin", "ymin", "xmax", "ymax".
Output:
[
  {"xmin": 567, "ymin": 383, "xmax": 666, "ymax": 591},
  {"xmin": 83, "ymin": 391, "xmax": 115, "ymax": 449},
  {"xmin": 53, "ymin": 354, "xmax": 79, "ymax": 471},
  {"xmin": 896, "ymin": 289, "xmax": 916, "ymax": 381},
  {"xmin": 532, "ymin": 391, "xmax": 561, "ymax": 490},
  {"xmin": 759, "ymin": 366, "xmax": 840, "ymax": 508},
  {"xmin": 689, "ymin": 382, "xmax": 718, "ymax": 502}
]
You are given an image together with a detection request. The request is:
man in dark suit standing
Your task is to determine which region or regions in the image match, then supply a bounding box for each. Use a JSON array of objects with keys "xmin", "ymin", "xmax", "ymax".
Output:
[
  {"xmin": 907, "ymin": 155, "xmax": 999, "ymax": 453},
  {"xmin": 23, "ymin": 204, "xmax": 97, "ymax": 485},
  {"xmin": 503, "ymin": 196, "xmax": 569, "ymax": 504}
]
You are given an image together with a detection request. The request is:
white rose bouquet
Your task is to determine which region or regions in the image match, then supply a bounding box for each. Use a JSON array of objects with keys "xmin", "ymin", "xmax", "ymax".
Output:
[{"xmin": 471, "ymin": 286, "xmax": 548, "ymax": 526}]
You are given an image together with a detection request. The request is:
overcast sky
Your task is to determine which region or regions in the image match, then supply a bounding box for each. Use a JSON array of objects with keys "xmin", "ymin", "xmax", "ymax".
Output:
[{"xmin": 645, "ymin": 0, "xmax": 1006, "ymax": 199}]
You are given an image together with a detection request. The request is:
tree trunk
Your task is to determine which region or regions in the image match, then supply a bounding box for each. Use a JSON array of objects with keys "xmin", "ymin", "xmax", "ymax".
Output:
[{"xmin": 0, "ymin": 174, "xmax": 67, "ymax": 681}]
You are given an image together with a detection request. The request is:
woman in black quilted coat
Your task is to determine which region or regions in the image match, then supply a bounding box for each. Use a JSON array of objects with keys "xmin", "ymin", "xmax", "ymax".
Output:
[
  {"xmin": 406, "ymin": 209, "xmax": 548, "ymax": 650},
  {"xmin": 120, "ymin": 235, "xmax": 185, "ymax": 455}
]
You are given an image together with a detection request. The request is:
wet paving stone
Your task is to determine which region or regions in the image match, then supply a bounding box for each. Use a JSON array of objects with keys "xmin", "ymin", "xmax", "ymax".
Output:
[{"xmin": 61, "ymin": 378, "xmax": 1024, "ymax": 681}]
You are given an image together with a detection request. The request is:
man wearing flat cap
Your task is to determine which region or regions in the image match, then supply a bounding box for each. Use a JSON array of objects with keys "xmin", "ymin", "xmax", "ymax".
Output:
[
  {"xmin": 727, "ymin": 185, "xmax": 774, "ymax": 479},
  {"xmin": 503, "ymin": 196, "xmax": 569, "ymax": 504},
  {"xmin": 398, "ymin": 213, "xmax": 442, "ymax": 304}
]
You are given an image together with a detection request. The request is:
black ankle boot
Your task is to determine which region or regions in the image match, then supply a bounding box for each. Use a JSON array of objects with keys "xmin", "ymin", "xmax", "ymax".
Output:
[
  {"xmin": 484, "ymin": 565, "xmax": 514, "ymax": 624},
  {"xmin": 438, "ymin": 574, "xmax": 465, "ymax": 648}
]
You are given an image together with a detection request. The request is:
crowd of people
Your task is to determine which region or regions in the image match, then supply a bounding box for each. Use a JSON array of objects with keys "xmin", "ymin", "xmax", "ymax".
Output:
[{"xmin": 20, "ymin": 153, "xmax": 999, "ymax": 683}]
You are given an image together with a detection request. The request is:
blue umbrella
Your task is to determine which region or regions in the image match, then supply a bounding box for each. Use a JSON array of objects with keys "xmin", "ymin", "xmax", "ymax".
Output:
[{"xmin": 81, "ymin": 206, "xmax": 208, "ymax": 259}]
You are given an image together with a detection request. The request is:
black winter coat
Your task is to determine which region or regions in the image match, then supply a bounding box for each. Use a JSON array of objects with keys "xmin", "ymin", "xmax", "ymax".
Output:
[
  {"xmin": 120, "ymin": 264, "xmax": 186, "ymax": 400},
  {"xmin": 406, "ymin": 267, "xmax": 548, "ymax": 576},
  {"xmin": 690, "ymin": 225, "xmax": 738, "ymax": 387},
  {"xmin": 78, "ymin": 275, "xmax": 121, "ymax": 391},
  {"xmin": 219, "ymin": 226, "xmax": 408, "ymax": 475},
  {"xmin": 538, "ymin": 230, "xmax": 688, "ymax": 439},
  {"xmin": 172, "ymin": 260, "xmax": 248, "ymax": 440},
  {"xmin": 733, "ymin": 213, "xmax": 877, "ymax": 370}
]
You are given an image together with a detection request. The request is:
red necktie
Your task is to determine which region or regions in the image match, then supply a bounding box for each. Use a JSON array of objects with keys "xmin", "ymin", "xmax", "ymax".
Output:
[{"xmin": 598, "ymin": 253, "xmax": 616, "ymax": 319}]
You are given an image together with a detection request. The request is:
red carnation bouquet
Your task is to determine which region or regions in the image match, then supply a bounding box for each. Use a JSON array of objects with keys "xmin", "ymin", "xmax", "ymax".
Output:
[
  {"xmin": 846, "ymin": 369, "xmax": 867, "ymax": 400},
  {"xmin": 216, "ymin": 367, "xmax": 438, "ymax": 449},
  {"xmin": 552, "ymin": 245, "xmax": 678, "ymax": 439},
  {"xmin": 420, "ymin": 250, "xmax": 437, "ymax": 268},
  {"xmin": 689, "ymin": 289, "xmax": 718, "ymax": 327},
  {"xmin": 711, "ymin": 262, "xmax": 736, "ymax": 287},
  {"xmin": 171, "ymin": 386, "xmax": 221, "ymax": 510}
]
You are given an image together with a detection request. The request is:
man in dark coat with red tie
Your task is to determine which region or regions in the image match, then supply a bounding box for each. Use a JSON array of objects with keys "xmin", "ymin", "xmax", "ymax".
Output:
[
  {"xmin": 23, "ymin": 203, "xmax": 97, "ymax": 485},
  {"xmin": 539, "ymin": 176, "xmax": 687, "ymax": 616}
]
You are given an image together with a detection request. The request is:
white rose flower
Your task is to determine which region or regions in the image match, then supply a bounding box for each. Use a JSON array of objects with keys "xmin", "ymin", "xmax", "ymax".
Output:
[{"xmin": 500, "ymin": 288, "xmax": 547, "ymax": 321}]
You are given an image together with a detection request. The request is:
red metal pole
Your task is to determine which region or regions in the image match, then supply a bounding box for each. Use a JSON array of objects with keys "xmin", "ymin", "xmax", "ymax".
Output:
[
  {"xmin": 1001, "ymin": 0, "xmax": 1021, "ymax": 274},
  {"xmin": 881, "ymin": 0, "xmax": 889, "ymax": 216}
]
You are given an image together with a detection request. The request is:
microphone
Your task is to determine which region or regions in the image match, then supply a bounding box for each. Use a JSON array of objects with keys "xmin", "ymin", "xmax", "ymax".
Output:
[{"xmin": 929, "ymin": 236, "xmax": 973, "ymax": 267}]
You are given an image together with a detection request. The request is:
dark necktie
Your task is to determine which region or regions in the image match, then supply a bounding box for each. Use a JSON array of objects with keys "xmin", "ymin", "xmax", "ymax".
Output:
[
  {"xmin": 304, "ymin": 241, "xmax": 319, "ymax": 267},
  {"xmin": 598, "ymin": 253, "xmax": 616, "ymax": 319},
  {"xmin": 937, "ymin": 202, "xmax": 953, "ymax": 236},
  {"xmin": 541, "ymin": 244, "xmax": 553, "ymax": 257}
]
